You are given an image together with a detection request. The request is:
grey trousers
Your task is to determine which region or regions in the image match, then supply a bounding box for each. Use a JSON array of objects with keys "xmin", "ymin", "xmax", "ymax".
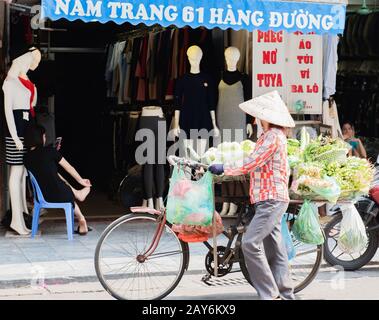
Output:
[{"xmin": 242, "ymin": 200, "xmax": 295, "ymax": 300}]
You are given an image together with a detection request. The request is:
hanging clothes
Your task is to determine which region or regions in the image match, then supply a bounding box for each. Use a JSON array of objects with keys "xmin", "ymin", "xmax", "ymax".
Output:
[
  {"xmin": 229, "ymin": 29, "xmax": 249, "ymax": 74},
  {"xmin": 178, "ymin": 28, "xmax": 190, "ymax": 77},
  {"xmin": 322, "ymin": 99, "xmax": 343, "ymax": 138},
  {"xmin": 322, "ymin": 34, "xmax": 339, "ymax": 100},
  {"xmin": 212, "ymin": 28, "xmax": 226, "ymax": 73},
  {"xmin": 122, "ymin": 39, "xmax": 133, "ymax": 104},
  {"xmin": 147, "ymin": 32, "xmax": 157, "ymax": 101},
  {"xmin": 165, "ymin": 29, "xmax": 180, "ymax": 100}
]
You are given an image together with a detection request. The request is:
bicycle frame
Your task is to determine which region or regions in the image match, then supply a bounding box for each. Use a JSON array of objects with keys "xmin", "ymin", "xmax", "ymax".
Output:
[{"xmin": 130, "ymin": 206, "xmax": 167, "ymax": 262}]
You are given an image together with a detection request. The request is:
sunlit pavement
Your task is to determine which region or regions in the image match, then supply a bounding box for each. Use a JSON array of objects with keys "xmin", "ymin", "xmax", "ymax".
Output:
[{"xmin": 0, "ymin": 221, "xmax": 379, "ymax": 300}]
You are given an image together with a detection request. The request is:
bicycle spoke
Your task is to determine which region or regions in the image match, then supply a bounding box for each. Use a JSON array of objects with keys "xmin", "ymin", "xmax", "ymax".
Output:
[
  {"xmin": 330, "ymin": 242, "xmax": 338, "ymax": 254},
  {"xmin": 96, "ymin": 215, "xmax": 184, "ymax": 300}
]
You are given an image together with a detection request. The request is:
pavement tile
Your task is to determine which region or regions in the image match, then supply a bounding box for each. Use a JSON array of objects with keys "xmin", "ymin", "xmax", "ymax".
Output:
[{"xmin": 0, "ymin": 254, "xmax": 29, "ymax": 265}]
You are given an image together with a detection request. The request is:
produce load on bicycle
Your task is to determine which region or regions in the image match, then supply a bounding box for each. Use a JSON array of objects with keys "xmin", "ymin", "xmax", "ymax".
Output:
[
  {"xmin": 289, "ymin": 134, "xmax": 375, "ymax": 203},
  {"xmin": 200, "ymin": 131, "xmax": 375, "ymax": 204}
]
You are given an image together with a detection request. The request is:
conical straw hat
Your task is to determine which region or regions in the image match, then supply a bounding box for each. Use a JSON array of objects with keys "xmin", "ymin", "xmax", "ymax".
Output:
[{"xmin": 239, "ymin": 91, "xmax": 295, "ymax": 128}]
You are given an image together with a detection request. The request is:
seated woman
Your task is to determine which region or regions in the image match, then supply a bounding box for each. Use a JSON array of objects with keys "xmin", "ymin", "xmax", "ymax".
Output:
[
  {"xmin": 24, "ymin": 125, "xmax": 92, "ymax": 235},
  {"xmin": 342, "ymin": 122, "xmax": 367, "ymax": 159}
]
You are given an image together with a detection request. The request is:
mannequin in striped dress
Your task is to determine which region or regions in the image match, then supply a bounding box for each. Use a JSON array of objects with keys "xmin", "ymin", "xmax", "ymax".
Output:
[{"xmin": 2, "ymin": 47, "xmax": 41, "ymax": 235}]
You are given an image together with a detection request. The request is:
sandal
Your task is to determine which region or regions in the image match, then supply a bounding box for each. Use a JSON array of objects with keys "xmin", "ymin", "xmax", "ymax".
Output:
[{"xmin": 74, "ymin": 226, "xmax": 93, "ymax": 236}]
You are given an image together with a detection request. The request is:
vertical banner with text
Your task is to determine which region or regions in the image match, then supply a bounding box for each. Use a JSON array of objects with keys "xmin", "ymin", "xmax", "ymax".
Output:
[
  {"xmin": 286, "ymin": 33, "xmax": 322, "ymax": 114},
  {"xmin": 252, "ymin": 30, "xmax": 287, "ymax": 102},
  {"xmin": 253, "ymin": 31, "xmax": 322, "ymax": 114}
]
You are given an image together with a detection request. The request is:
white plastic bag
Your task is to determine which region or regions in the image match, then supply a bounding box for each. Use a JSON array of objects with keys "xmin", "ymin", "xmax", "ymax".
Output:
[{"xmin": 338, "ymin": 204, "xmax": 368, "ymax": 254}]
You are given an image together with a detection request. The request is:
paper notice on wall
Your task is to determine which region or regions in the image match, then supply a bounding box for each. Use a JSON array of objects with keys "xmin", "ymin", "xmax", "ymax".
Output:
[
  {"xmin": 253, "ymin": 31, "xmax": 323, "ymax": 114},
  {"xmin": 252, "ymin": 30, "xmax": 287, "ymax": 102},
  {"xmin": 286, "ymin": 33, "xmax": 322, "ymax": 114}
]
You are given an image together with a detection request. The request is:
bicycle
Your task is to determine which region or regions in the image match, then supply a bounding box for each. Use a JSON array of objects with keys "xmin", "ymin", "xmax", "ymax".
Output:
[{"xmin": 94, "ymin": 156, "xmax": 324, "ymax": 300}]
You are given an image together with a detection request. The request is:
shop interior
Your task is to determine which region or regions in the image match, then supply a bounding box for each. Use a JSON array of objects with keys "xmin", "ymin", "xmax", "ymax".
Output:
[
  {"xmin": 1, "ymin": 1, "xmax": 257, "ymax": 219},
  {"xmin": 1, "ymin": 0, "xmax": 378, "ymax": 221}
]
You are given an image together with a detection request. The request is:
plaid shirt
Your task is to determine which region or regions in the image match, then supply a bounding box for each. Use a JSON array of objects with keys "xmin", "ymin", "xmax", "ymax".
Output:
[{"xmin": 224, "ymin": 128, "xmax": 290, "ymax": 204}]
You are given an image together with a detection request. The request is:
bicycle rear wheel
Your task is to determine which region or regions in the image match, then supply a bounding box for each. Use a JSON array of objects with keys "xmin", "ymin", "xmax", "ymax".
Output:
[{"xmin": 94, "ymin": 212, "xmax": 188, "ymax": 300}]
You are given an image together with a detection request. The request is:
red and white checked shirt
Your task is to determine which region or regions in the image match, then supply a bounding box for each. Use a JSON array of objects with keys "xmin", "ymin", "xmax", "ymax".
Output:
[{"xmin": 224, "ymin": 128, "xmax": 290, "ymax": 204}]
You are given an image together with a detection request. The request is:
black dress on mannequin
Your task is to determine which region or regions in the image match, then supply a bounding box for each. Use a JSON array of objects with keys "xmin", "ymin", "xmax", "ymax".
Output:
[{"xmin": 174, "ymin": 72, "xmax": 216, "ymax": 137}]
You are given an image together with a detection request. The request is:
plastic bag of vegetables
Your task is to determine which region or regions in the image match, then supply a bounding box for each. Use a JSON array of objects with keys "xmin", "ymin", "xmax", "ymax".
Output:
[
  {"xmin": 307, "ymin": 176, "xmax": 341, "ymax": 204},
  {"xmin": 292, "ymin": 200, "xmax": 324, "ymax": 245},
  {"xmin": 291, "ymin": 175, "xmax": 341, "ymax": 204},
  {"xmin": 216, "ymin": 142, "xmax": 244, "ymax": 167},
  {"xmin": 338, "ymin": 204, "xmax": 368, "ymax": 254},
  {"xmin": 166, "ymin": 165, "xmax": 214, "ymax": 227},
  {"xmin": 201, "ymin": 147, "xmax": 219, "ymax": 165}
]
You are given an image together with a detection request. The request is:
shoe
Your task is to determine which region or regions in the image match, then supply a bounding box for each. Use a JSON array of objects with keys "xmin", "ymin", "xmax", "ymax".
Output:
[{"xmin": 74, "ymin": 226, "xmax": 93, "ymax": 236}]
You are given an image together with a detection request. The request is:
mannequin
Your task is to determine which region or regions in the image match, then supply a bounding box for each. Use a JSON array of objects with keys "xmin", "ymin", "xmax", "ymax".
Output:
[
  {"xmin": 217, "ymin": 47, "xmax": 252, "ymax": 216},
  {"xmin": 173, "ymin": 46, "xmax": 219, "ymax": 160},
  {"xmin": 138, "ymin": 106, "xmax": 166, "ymax": 211},
  {"xmin": 2, "ymin": 47, "xmax": 41, "ymax": 235}
]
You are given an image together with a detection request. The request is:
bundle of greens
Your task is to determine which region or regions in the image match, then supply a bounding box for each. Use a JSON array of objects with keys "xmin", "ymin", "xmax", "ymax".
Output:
[
  {"xmin": 287, "ymin": 139, "xmax": 301, "ymax": 156},
  {"xmin": 303, "ymin": 136, "xmax": 349, "ymax": 163},
  {"xmin": 323, "ymin": 157, "xmax": 375, "ymax": 198}
]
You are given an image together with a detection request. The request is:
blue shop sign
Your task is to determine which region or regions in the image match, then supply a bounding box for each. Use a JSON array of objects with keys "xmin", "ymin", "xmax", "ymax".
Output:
[{"xmin": 41, "ymin": 0, "xmax": 346, "ymax": 34}]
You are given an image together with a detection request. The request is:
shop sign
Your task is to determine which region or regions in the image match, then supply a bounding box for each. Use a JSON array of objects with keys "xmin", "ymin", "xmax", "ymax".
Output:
[
  {"xmin": 252, "ymin": 30, "xmax": 322, "ymax": 114},
  {"xmin": 41, "ymin": 0, "xmax": 346, "ymax": 35}
]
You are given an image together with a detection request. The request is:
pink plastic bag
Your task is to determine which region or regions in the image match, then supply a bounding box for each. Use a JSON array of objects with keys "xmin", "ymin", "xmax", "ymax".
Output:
[{"xmin": 171, "ymin": 212, "xmax": 224, "ymax": 243}]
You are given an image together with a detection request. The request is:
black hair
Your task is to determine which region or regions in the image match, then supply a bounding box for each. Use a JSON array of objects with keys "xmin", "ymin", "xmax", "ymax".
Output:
[
  {"xmin": 342, "ymin": 121, "xmax": 355, "ymax": 130},
  {"xmin": 24, "ymin": 124, "xmax": 46, "ymax": 149},
  {"xmin": 10, "ymin": 45, "xmax": 40, "ymax": 61}
]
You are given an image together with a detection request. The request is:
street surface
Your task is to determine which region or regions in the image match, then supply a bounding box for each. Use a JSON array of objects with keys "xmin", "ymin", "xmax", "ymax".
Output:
[{"xmin": 0, "ymin": 220, "xmax": 378, "ymax": 300}]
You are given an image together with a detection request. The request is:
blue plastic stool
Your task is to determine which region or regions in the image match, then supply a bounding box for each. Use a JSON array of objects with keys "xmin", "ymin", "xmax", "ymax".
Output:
[{"xmin": 28, "ymin": 171, "xmax": 75, "ymax": 240}]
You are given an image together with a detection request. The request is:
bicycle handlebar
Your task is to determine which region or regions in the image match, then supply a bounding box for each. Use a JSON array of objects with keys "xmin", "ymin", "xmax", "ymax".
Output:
[{"xmin": 167, "ymin": 155, "xmax": 209, "ymax": 170}]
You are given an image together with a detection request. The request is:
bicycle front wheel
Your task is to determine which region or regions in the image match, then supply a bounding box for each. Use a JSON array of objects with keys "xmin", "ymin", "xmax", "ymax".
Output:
[{"xmin": 94, "ymin": 213, "xmax": 187, "ymax": 300}]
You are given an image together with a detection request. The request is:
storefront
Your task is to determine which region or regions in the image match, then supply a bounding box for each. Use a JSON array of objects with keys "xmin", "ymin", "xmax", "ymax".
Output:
[{"xmin": 0, "ymin": 0, "xmax": 347, "ymax": 221}]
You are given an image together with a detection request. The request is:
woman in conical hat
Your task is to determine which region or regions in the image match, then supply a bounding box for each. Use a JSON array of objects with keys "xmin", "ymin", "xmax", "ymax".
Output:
[{"xmin": 209, "ymin": 91, "xmax": 295, "ymax": 300}]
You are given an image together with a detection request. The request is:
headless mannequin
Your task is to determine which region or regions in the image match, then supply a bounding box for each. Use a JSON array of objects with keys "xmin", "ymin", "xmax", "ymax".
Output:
[
  {"xmin": 173, "ymin": 46, "xmax": 219, "ymax": 159},
  {"xmin": 219, "ymin": 47, "xmax": 252, "ymax": 216},
  {"xmin": 3, "ymin": 48, "xmax": 41, "ymax": 235},
  {"xmin": 140, "ymin": 106, "xmax": 165, "ymax": 211}
]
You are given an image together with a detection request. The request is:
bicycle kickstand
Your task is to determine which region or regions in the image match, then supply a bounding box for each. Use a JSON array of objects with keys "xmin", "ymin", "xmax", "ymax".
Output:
[{"xmin": 201, "ymin": 273, "xmax": 212, "ymax": 286}]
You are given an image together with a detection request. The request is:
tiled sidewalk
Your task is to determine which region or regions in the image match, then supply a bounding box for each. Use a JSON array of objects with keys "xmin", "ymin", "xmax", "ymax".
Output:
[
  {"xmin": 0, "ymin": 220, "xmax": 108, "ymax": 283},
  {"xmin": 0, "ymin": 219, "xmax": 212, "ymax": 286}
]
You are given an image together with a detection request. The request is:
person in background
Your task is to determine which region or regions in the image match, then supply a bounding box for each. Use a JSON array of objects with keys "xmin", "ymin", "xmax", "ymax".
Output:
[
  {"xmin": 209, "ymin": 91, "xmax": 295, "ymax": 300},
  {"xmin": 24, "ymin": 125, "xmax": 92, "ymax": 235},
  {"xmin": 342, "ymin": 122, "xmax": 367, "ymax": 159}
]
